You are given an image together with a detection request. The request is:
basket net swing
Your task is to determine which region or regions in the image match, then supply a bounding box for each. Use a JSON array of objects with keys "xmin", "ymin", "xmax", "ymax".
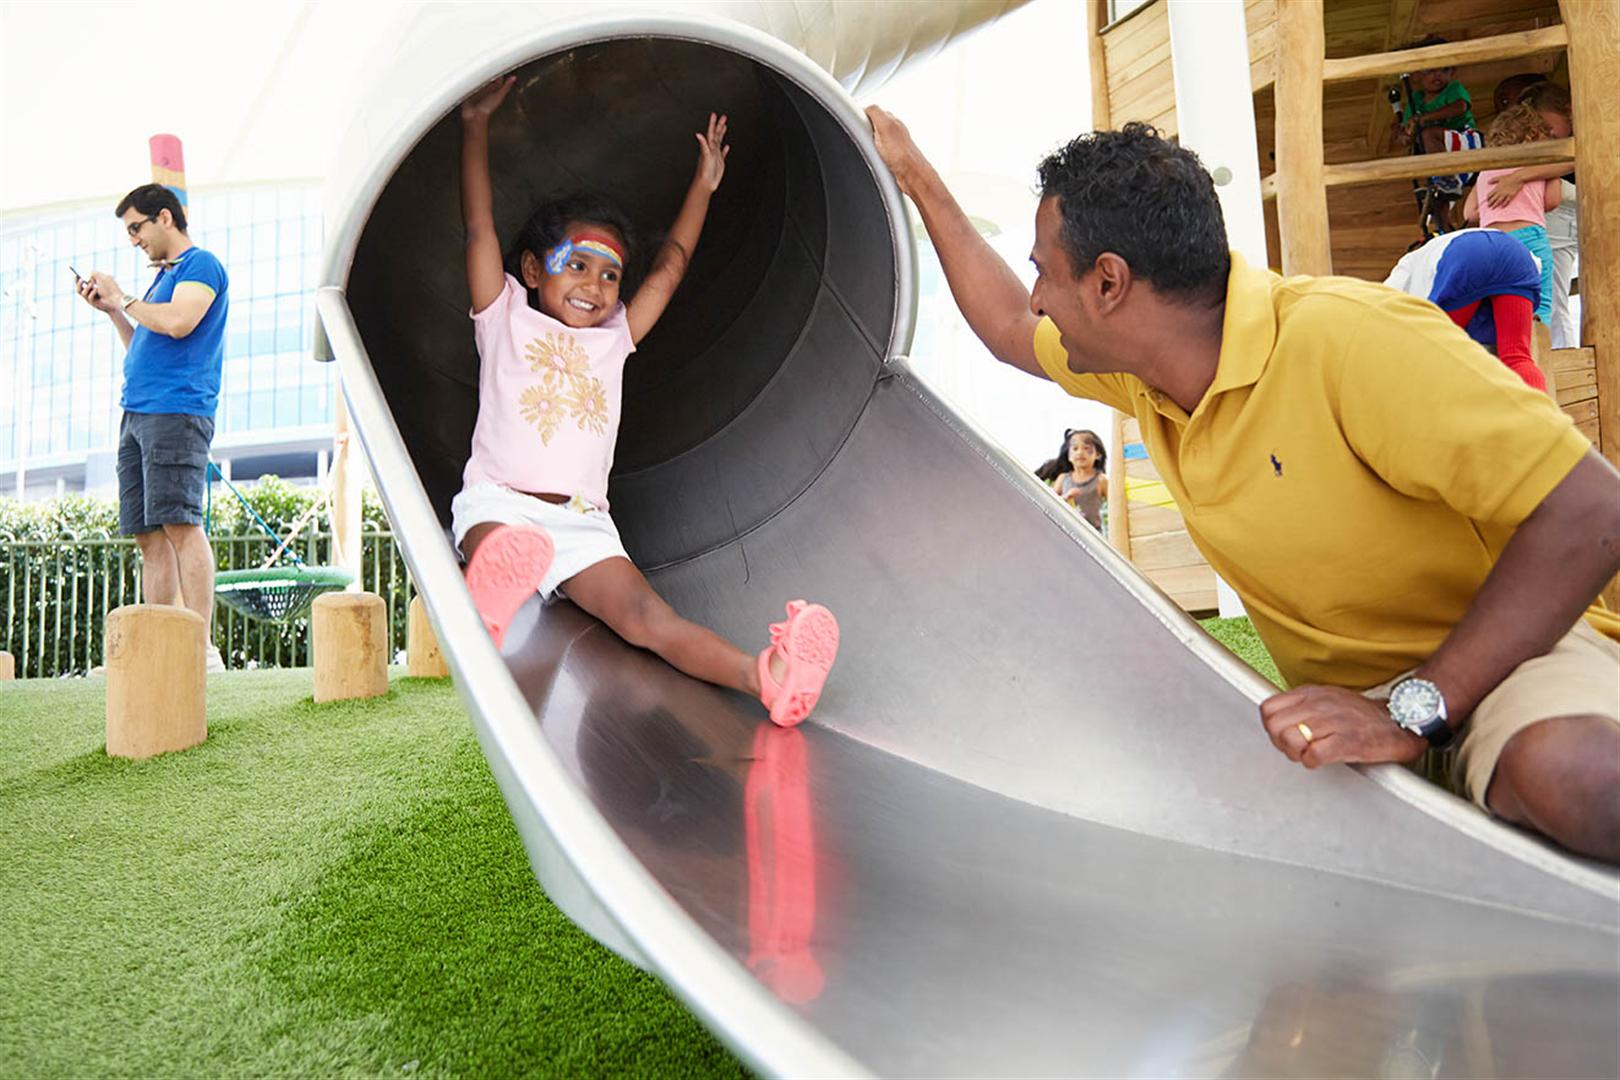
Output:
[{"xmin": 205, "ymin": 461, "xmax": 354, "ymax": 622}]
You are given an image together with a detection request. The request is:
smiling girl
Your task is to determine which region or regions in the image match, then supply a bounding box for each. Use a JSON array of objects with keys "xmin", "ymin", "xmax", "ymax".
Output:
[{"xmin": 451, "ymin": 76, "xmax": 839, "ymax": 727}]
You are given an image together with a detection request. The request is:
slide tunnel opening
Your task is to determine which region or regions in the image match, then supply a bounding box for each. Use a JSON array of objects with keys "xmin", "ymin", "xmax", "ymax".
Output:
[{"xmin": 343, "ymin": 35, "xmax": 904, "ymax": 569}]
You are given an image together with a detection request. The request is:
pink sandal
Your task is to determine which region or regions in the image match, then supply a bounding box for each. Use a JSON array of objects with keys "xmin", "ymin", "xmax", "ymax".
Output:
[
  {"xmin": 465, "ymin": 524, "xmax": 555, "ymax": 649},
  {"xmin": 756, "ymin": 600, "xmax": 840, "ymax": 727}
]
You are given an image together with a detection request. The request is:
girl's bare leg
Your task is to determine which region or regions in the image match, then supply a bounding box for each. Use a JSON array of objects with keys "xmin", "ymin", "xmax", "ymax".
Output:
[
  {"xmin": 460, "ymin": 521, "xmax": 502, "ymax": 562},
  {"xmin": 563, "ymin": 557, "xmax": 776, "ymax": 696}
]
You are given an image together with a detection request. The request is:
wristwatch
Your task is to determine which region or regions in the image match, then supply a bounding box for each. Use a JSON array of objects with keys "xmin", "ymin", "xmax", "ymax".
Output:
[
  {"xmin": 120, "ymin": 294, "xmax": 139, "ymax": 311},
  {"xmin": 1387, "ymin": 677, "xmax": 1454, "ymax": 748}
]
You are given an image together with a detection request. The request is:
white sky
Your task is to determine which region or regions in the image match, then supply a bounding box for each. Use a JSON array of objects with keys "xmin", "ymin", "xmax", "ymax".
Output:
[
  {"xmin": 1, "ymin": 0, "xmax": 1108, "ymax": 471},
  {"xmin": 856, "ymin": 0, "xmax": 1114, "ymax": 470},
  {"xmin": 0, "ymin": 0, "xmax": 392, "ymax": 212}
]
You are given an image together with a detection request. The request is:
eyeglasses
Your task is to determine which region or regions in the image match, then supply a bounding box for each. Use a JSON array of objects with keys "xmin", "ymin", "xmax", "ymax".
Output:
[{"xmin": 125, "ymin": 216, "xmax": 157, "ymax": 238}]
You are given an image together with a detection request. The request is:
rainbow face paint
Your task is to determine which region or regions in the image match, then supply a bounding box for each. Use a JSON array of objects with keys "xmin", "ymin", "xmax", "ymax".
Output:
[{"xmin": 544, "ymin": 230, "xmax": 625, "ymax": 276}]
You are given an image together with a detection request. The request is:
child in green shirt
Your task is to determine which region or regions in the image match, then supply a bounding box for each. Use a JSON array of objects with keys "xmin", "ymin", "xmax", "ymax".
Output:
[{"xmin": 1396, "ymin": 65, "xmax": 1477, "ymax": 153}]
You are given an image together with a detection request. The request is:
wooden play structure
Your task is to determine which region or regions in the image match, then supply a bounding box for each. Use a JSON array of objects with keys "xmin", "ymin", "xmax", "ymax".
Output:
[{"xmin": 1089, "ymin": 0, "xmax": 1617, "ymax": 613}]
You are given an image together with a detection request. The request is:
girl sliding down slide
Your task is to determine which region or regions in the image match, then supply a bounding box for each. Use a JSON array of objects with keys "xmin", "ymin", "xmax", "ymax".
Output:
[{"xmin": 454, "ymin": 76, "xmax": 838, "ymax": 727}]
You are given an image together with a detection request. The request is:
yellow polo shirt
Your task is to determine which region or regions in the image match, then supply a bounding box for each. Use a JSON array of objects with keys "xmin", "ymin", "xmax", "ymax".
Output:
[{"xmin": 1034, "ymin": 254, "xmax": 1617, "ymax": 690}]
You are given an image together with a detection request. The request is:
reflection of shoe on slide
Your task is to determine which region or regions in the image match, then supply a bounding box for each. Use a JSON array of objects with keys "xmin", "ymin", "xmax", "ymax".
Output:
[
  {"xmin": 757, "ymin": 600, "xmax": 840, "ymax": 728},
  {"xmin": 465, "ymin": 524, "xmax": 554, "ymax": 649}
]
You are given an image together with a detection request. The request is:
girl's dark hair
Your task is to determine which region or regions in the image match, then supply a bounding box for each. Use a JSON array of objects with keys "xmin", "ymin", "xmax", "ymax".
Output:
[
  {"xmin": 1518, "ymin": 80, "xmax": 1571, "ymax": 119},
  {"xmin": 1035, "ymin": 428, "xmax": 1107, "ymax": 482},
  {"xmin": 504, "ymin": 191, "xmax": 640, "ymax": 299}
]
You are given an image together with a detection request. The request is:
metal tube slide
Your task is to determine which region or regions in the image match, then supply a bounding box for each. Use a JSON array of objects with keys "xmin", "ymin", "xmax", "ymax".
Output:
[{"xmin": 317, "ymin": 10, "xmax": 1619, "ymax": 1076}]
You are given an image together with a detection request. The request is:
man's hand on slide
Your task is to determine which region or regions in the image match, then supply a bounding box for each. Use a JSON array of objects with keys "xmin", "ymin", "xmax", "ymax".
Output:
[
  {"xmin": 865, "ymin": 106, "xmax": 930, "ymax": 199},
  {"xmin": 1259, "ymin": 684, "xmax": 1428, "ymax": 768}
]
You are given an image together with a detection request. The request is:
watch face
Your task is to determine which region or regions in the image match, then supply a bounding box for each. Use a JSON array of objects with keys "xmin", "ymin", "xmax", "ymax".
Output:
[{"xmin": 1391, "ymin": 679, "xmax": 1442, "ymax": 728}]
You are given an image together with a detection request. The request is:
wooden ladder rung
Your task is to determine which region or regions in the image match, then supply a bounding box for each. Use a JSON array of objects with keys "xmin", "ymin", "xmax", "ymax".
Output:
[
  {"xmin": 1321, "ymin": 24, "xmax": 1569, "ymax": 85},
  {"xmin": 1262, "ymin": 139, "xmax": 1577, "ymax": 197}
]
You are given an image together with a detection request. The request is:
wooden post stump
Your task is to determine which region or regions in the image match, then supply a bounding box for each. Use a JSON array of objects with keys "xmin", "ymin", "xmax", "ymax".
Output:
[
  {"xmin": 0, "ymin": 650, "xmax": 14, "ymax": 680},
  {"xmin": 313, "ymin": 591, "xmax": 388, "ymax": 702},
  {"xmin": 105, "ymin": 604, "xmax": 206, "ymax": 759},
  {"xmin": 406, "ymin": 596, "xmax": 449, "ymax": 679}
]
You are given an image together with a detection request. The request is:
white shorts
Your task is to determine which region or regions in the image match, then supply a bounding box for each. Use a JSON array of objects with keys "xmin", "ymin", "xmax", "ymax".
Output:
[{"xmin": 450, "ymin": 482, "xmax": 630, "ymax": 599}]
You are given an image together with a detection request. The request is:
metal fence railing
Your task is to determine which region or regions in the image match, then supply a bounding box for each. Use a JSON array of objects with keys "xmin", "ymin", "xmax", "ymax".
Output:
[{"xmin": 1, "ymin": 530, "xmax": 415, "ymax": 679}]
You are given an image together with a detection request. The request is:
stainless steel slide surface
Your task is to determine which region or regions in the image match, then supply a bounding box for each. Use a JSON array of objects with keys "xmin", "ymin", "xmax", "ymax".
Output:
[{"xmin": 317, "ymin": 12, "xmax": 1618, "ymax": 1077}]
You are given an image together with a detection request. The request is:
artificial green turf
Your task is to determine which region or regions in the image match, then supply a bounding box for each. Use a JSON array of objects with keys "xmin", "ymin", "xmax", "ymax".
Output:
[
  {"xmin": 1200, "ymin": 615, "xmax": 1285, "ymax": 688},
  {"xmin": 0, "ymin": 670, "xmax": 749, "ymax": 1078},
  {"xmin": 1, "ymin": 621, "xmax": 1284, "ymax": 1077}
]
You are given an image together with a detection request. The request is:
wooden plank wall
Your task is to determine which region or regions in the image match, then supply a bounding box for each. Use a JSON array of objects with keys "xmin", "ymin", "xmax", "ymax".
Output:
[
  {"xmin": 1102, "ymin": 1, "xmax": 1176, "ymax": 134},
  {"xmin": 1099, "ymin": 0, "xmax": 1280, "ymax": 138},
  {"xmin": 1246, "ymin": 0, "xmax": 1279, "ymax": 91},
  {"xmin": 1114, "ymin": 412, "xmax": 1219, "ymax": 616},
  {"xmin": 1556, "ymin": 348, "xmax": 1601, "ymax": 445}
]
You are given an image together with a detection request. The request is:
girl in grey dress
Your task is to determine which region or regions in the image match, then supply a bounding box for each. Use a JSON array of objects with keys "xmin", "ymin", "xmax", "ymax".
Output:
[{"xmin": 1035, "ymin": 429, "xmax": 1108, "ymax": 530}]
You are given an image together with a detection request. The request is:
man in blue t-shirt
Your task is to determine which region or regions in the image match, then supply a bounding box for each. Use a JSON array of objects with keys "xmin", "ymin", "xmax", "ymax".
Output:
[{"xmin": 78, "ymin": 183, "xmax": 229, "ymax": 670}]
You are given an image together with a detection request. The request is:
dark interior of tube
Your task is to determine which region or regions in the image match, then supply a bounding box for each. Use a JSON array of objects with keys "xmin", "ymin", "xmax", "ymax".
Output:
[{"xmin": 345, "ymin": 38, "xmax": 897, "ymax": 569}]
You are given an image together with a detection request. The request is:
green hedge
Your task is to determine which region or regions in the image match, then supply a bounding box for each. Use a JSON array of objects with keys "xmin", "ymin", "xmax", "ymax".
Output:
[
  {"xmin": 0, "ymin": 477, "xmax": 393, "ymax": 542},
  {"xmin": 0, "ymin": 480, "xmax": 415, "ymax": 678}
]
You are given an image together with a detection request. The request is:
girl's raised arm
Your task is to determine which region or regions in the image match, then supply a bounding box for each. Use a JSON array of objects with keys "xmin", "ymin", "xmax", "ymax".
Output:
[
  {"xmin": 627, "ymin": 112, "xmax": 729, "ymax": 344},
  {"xmin": 461, "ymin": 76, "xmax": 516, "ymax": 314}
]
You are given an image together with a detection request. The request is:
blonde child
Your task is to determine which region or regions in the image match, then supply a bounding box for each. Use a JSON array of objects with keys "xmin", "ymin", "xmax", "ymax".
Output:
[
  {"xmin": 454, "ymin": 76, "xmax": 839, "ymax": 727},
  {"xmin": 1478, "ymin": 82, "xmax": 1578, "ymax": 346}
]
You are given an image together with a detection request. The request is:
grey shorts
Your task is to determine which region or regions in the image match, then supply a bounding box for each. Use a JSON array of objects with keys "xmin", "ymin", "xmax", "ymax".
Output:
[{"xmin": 117, "ymin": 412, "xmax": 215, "ymax": 535}]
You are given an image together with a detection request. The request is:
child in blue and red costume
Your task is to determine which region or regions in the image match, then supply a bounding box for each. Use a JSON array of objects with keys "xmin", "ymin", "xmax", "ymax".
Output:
[{"xmin": 1384, "ymin": 228, "xmax": 1546, "ymax": 392}]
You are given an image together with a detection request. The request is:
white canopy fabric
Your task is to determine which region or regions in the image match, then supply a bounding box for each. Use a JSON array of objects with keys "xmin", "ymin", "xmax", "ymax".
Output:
[{"xmin": 0, "ymin": 0, "xmax": 1021, "ymax": 215}]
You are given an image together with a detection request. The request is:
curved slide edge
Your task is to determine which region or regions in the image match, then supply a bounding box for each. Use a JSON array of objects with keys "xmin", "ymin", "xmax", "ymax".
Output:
[{"xmin": 316, "ymin": 288, "xmax": 869, "ymax": 1079}]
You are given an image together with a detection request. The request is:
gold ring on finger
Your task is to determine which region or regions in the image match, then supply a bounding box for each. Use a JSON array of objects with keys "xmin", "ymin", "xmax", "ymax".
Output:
[{"xmin": 1297, "ymin": 722, "xmax": 1315, "ymax": 743}]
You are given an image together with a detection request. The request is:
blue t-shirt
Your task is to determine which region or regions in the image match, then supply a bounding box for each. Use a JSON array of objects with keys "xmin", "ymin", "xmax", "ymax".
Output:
[{"xmin": 121, "ymin": 246, "xmax": 229, "ymax": 416}]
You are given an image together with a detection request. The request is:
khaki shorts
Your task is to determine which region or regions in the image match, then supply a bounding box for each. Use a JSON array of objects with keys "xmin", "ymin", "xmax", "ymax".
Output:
[{"xmin": 1363, "ymin": 619, "xmax": 1620, "ymax": 807}]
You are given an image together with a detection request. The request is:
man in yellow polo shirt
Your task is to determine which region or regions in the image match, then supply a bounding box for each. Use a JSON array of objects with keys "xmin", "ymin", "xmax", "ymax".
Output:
[{"xmin": 867, "ymin": 108, "xmax": 1620, "ymax": 863}]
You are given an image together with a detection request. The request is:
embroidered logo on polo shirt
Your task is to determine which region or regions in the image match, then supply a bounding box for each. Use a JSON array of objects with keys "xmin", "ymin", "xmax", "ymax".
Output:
[{"xmin": 1270, "ymin": 453, "xmax": 1283, "ymax": 477}]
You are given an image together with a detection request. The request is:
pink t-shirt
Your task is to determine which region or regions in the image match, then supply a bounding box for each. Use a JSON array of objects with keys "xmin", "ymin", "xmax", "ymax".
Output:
[
  {"xmin": 462, "ymin": 273, "xmax": 634, "ymax": 510},
  {"xmin": 1476, "ymin": 168, "xmax": 1547, "ymax": 227}
]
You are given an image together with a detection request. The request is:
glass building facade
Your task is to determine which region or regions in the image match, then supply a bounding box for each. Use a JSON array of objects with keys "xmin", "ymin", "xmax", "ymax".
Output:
[{"xmin": 0, "ymin": 181, "xmax": 335, "ymax": 499}]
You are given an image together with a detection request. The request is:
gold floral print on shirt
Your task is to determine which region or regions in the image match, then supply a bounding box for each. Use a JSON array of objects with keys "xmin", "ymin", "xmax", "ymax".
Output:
[
  {"xmin": 564, "ymin": 377, "xmax": 608, "ymax": 434},
  {"xmin": 520, "ymin": 332, "xmax": 607, "ymax": 444},
  {"xmin": 518, "ymin": 381, "xmax": 565, "ymax": 444},
  {"xmin": 526, "ymin": 333, "xmax": 591, "ymax": 379}
]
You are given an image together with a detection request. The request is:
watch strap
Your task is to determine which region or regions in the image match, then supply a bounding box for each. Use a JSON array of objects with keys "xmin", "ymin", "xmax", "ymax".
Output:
[{"xmin": 1412, "ymin": 713, "xmax": 1455, "ymax": 749}]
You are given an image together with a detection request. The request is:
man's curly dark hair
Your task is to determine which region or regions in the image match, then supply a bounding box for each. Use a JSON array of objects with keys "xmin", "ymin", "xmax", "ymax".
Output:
[{"xmin": 1036, "ymin": 123, "xmax": 1230, "ymax": 309}]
